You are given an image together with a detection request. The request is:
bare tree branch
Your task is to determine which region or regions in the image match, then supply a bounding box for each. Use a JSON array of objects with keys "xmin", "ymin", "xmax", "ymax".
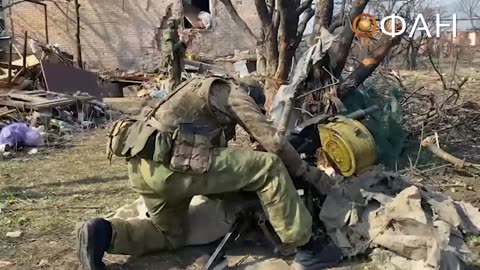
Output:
[
  {"xmin": 0, "ymin": 0, "xmax": 50, "ymax": 11},
  {"xmin": 298, "ymin": 8, "xmax": 315, "ymax": 38},
  {"xmin": 338, "ymin": 34, "xmax": 402, "ymax": 98},
  {"xmin": 272, "ymin": 5, "xmax": 281, "ymax": 32},
  {"xmin": 314, "ymin": 0, "xmax": 334, "ymax": 32},
  {"xmin": 274, "ymin": 0, "xmax": 299, "ymax": 81},
  {"xmin": 329, "ymin": 0, "xmax": 370, "ymax": 78},
  {"xmin": 265, "ymin": 0, "xmax": 280, "ymax": 74},
  {"xmin": 327, "ymin": 0, "xmax": 347, "ymax": 33},
  {"xmin": 458, "ymin": 0, "xmax": 480, "ymax": 29},
  {"xmin": 255, "ymin": 0, "xmax": 273, "ymax": 30},
  {"xmin": 296, "ymin": 0, "xmax": 313, "ymax": 15},
  {"xmin": 266, "ymin": 0, "xmax": 276, "ymax": 17},
  {"xmin": 219, "ymin": 0, "xmax": 261, "ymax": 45},
  {"xmin": 328, "ymin": 17, "xmax": 344, "ymax": 33}
]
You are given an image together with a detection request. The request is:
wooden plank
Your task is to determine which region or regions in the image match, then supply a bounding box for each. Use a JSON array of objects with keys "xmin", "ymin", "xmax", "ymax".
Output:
[
  {"xmin": 103, "ymin": 97, "xmax": 141, "ymax": 103},
  {"xmin": 32, "ymin": 97, "xmax": 71, "ymax": 105},
  {"xmin": 9, "ymin": 93, "xmax": 50, "ymax": 103},
  {"xmin": 19, "ymin": 90, "xmax": 47, "ymax": 96},
  {"xmin": 0, "ymin": 97, "xmax": 94, "ymax": 110},
  {"xmin": 0, "ymin": 108, "xmax": 15, "ymax": 118},
  {"xmin": 12, "ymin": 55, "xmax": 40, "ymax": 67},
  {"xmin": 31, "ymin": 92, "xmax": 47, "ymax": 97},
  {"xmin": 0, "ymin": 62, "xmax": 23, "ymax": 70},
  {"xmin": 32, "ymin": 96, "xmax": 94, "ymax": 110},
  {"xmin": 0, "ymin": 99, "xmax": 30, "ymax": 109}
]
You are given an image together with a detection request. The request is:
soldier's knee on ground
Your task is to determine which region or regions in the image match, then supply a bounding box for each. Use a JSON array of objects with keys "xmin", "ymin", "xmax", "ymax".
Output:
[{"xmin": 107, "ymin": 218, "xmax": 171, "ymax": 255}]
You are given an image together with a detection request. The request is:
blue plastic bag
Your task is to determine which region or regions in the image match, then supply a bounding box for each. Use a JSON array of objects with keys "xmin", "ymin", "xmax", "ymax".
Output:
[{"xmin": 0, "ymin": 123, "xmax": 43, "ymax": 147}]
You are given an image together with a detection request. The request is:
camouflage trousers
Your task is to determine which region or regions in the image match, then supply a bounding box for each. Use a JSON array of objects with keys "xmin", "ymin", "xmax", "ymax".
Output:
[
  {"xmin": 108, "ymin": 147, "xmax": 312, "ymax": 255},
  {"xmin": 165, "ymin": 58, "xmax": 182, "ymax": 93}
]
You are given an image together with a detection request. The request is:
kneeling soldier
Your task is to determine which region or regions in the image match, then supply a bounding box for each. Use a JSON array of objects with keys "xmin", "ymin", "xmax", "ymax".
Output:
[{"xmin": 77, "ymin": 76, "xmax": 342, "ymax": 270}]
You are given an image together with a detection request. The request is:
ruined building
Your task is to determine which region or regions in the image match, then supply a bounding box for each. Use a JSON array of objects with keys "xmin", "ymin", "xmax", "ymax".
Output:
[{"xmin": 6, "ymin": 0, "xmax": 260, "ymax": 69}]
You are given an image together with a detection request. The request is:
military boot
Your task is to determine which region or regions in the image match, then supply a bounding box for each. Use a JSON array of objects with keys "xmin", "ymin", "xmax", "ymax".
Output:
[
  {"xmin": 77, "ymin": 218, "xmax": 112, "ymax": 270},
  {"xmin": 290, "ymin": 239, "xmax": 343, "ymax": 270}
]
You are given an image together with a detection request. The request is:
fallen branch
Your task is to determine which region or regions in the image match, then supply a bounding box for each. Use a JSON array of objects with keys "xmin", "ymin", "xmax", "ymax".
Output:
[
  {"xmin": 401, "ymin": 86, "xmax": 425, "ymax": 105},
  {"xmin": 0, "ymin": 108, "xmax": 16, "ymax": 118},
  {"xmin": 421, "ymin": 136, "xmax": 478, "ymax": 168},
  {"xmin": 428, "ymin": 54, "xmax": 448, "ymax": 90}
]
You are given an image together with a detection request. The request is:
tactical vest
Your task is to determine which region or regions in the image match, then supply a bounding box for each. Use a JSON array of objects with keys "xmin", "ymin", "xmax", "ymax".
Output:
[{"xmin": 107, "ymin": 76, "xmax": 235, "ymax": 173}]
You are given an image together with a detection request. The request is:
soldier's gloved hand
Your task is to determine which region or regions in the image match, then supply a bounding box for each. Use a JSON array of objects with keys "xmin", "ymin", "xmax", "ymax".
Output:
[{"xmin": 301, "ymin": 165, "xmax": 337, "ymax": 195}]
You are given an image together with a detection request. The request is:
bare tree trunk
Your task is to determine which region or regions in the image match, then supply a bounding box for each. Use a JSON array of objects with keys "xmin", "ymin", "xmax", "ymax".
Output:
[
  {"xmin": 309, "ymin": 0, "xmax": 334, "ymax": 89},
  {"xmin": 410, "ymin": 46, "xmax": 419, "ymax": 70},
  {"xmin": 405, "ymin": 46, "xmax": 411, "ymax": 69},
  {"xmin": 74, "ymin": 0, "xmax": 84, "ymax": 69},
  {"xmin": 219, "ymin": 0, "xmax": 314, "ymax": 110},
  {"xmin": 314, "ymin": 0, "xmax": 333, "ymax": 35},
  {"xmin": 329, "ymin": 0, "xmax": 370, "ymax": 78},
  {"xmin": 219, "ymin": 0, "xmax": 260, "ymax": 45},
  {"xmin": 256, "ymin": 47, "xmax": 267, "ymax": 76}
]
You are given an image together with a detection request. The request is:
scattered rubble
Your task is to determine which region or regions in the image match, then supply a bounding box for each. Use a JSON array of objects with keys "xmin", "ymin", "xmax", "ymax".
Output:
[
  {"xmin": 5, "ymin": 230, "xmax": 23, "ymax": 238},
  {"xmin": 319, "ymin": 167, "xmax": 480, "ymax": 269},
  {"xmin": 38, "ymin": 259, "xmax": 49, "ymax": 267},
  {"xmin": 0, "ymin": 40, "xmax": 126, "ymax": 158},
  {"xmin": 0, "ymin": 35, "xmax": 237, "ymax": 159}
]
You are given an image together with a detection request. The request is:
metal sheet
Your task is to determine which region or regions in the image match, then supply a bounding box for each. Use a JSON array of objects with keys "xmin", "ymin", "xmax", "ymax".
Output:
[{"xmin": 41, "ymin": 61, "xmax": 105, "ymax": 99}]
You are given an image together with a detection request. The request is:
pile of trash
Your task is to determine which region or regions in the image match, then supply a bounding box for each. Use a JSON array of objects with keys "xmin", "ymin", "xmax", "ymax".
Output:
[
  {"xmin": 321, "ymin": 166, "xmax": 480, "ymax": 269},
  {"xmin": 0, "ymin": 40, "xmax": 121, "ymax": 158}
]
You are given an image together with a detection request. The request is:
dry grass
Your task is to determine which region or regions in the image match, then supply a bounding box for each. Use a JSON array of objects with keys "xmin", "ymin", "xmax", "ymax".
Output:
[
  {"xmin": 400, "ymin": 67, "xmax": 480, "ymax": 99},
  {"xmin": 0, "ymin": 129, "xmax": 136, "ymax": 269}
]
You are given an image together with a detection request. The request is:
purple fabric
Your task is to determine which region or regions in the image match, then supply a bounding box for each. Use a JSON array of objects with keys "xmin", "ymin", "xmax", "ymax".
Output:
[{"xmin": 0, "ymin": 123, "xmax": 42, "ymax": 147}]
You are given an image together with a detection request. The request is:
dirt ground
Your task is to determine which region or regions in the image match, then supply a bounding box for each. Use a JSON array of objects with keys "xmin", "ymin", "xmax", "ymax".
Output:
[{"xmin": 2, "ymin": 68, "xmax": 480, "ymax": 269}]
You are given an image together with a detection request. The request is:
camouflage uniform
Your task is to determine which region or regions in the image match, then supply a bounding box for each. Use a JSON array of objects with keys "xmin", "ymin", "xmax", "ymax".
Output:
[
  {"xmin": 161, "ymin": 19, "xmax": 185, "ymax": 92},
  {"xmin": 107, "ymin": 77, "xmax": 313, "ymax": 255}
]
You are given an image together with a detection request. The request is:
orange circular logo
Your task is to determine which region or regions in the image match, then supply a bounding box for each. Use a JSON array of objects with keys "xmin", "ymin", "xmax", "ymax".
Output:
[{"xmin": 352, "ymin": 13, "xmax": 378, "ymax": 38}]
